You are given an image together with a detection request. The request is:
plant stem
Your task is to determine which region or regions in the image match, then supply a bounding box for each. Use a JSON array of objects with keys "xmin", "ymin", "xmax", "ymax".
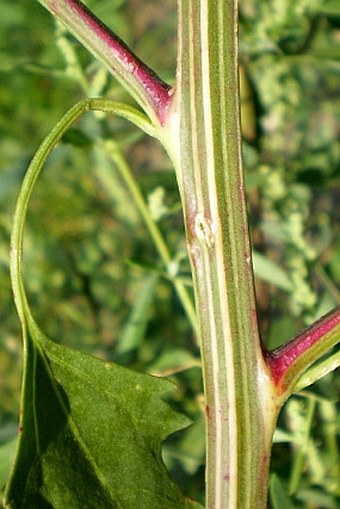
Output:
[
  {"xmin": 268, "ymin": 306, "xmax": 340, "ymax": 398},
  {"xmin": 30, "ymin": 2, "xmax": 340, "ymax": 507},
  {"xmin": 161, "ymin": 2, "xmax": 277, "ymax": 507},
  {"xmin": 37, "ymin": 0, "xmax": 172, "ymax": 124}
]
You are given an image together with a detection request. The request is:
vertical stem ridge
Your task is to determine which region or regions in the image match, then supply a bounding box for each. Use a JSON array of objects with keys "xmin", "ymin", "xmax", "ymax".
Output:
[{"xmin": 162, "ymin": 1, "xmax": 278, "ymax": 507}]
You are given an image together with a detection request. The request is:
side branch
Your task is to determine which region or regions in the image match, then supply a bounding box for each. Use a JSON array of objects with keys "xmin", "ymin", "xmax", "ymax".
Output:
[
  {"xmin": 267, "ymin": 306, "xmax": 340, "ymax": 397},
  {"xmin": 37, "ymin": 0, "xmax": 172, "ymax": 124}
]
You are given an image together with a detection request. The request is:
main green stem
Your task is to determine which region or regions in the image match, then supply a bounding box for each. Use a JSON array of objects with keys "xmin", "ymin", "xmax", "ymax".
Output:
[
  {"xmin": 32, "ymin": 0, "xmax": 340, "ymax": 506},
  {"xmin": 161, "ymin": 1, "xmax": 277, "ymax": 507}
]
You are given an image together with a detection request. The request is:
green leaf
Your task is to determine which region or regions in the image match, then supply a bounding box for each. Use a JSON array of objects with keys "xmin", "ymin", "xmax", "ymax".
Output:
[
  {"xmin": 148, "ymin": 348, "xmax": 201, "ymax": 375},
  {"xmin": 296, "ymin": 488, "xmax": 339, "ymax": 509},
  {"xmin": 315, "ymin": 0, "xmax": 340, "ymax": 16},
  {"xmin": 252, "ymin": 251, "xmax": 292, "ymax": 292},
  {"xmin": 0, "ymin": 438, "xmax": 17, "ymax": 489},
  {"xmin": 269, "ymin": 474, "xmax": 296, "ymax": 509},
  {"xmin": 61, "ymin": 127, "xmax": 93, "ymax": 147},
  {"xmin": 4, "ymin": 317, "xmax": 202, "ymax": 509},
  {"xmin": 164, "ymin": 413, "xmax": 205, "ymax": 476},
  {"xmin": 115, "ymin": 273, "xmax": 159, "ymax": 360},
  {"xmin": 272, "ymin": 428, "xmax": 293, "ymax": 444},
  {"xmin": 5, "ymin": 98, "xmax": 202, "ymax": 508}
]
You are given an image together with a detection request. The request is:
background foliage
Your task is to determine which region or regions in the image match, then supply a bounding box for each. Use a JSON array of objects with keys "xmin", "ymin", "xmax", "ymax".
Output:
[{"xmin": 0, "ymin": 0, "xmax": 339, "ymax": 507}]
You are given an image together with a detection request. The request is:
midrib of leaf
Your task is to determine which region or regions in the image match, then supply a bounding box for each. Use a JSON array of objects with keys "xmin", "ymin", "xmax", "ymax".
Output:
[{"xmin": 162, "ymin": 1, "xmax": 278, "ymax": 507}]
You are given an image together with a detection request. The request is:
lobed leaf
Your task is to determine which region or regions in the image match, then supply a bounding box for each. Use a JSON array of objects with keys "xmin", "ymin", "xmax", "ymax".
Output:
[
  {"xmin": 5, "ymin": 93, "xmax": 202, "ymax": 508},
  {"xmin": 4, "ymin": 315, "xmax": 202, "ymax": 508}
]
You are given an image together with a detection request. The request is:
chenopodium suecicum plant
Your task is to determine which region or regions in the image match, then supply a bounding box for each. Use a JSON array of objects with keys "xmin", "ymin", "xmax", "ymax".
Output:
[{"xmin": 3, "ymin": 1, "xmax": 340, "ymax": 508}]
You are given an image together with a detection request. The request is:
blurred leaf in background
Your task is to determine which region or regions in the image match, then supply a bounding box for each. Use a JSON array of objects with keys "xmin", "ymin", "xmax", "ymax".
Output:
[{"xmin": 240, "ymin": 2, "xmax": 340, "ymax": 507}]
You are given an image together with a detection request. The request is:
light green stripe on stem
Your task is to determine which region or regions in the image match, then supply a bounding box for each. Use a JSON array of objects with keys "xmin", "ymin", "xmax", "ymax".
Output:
[{"xmin": 161, "ymin": 1, "xmax": 278, "ymax": 508}]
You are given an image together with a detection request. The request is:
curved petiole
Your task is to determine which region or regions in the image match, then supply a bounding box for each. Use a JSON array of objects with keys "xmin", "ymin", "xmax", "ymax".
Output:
[
  {"xmin": 11, "ymin": 99, "xmax": 155, "ymax": 320},
  {"xmin": 10, "ymin": 98, "xmax": 197, "ymax": 336}
]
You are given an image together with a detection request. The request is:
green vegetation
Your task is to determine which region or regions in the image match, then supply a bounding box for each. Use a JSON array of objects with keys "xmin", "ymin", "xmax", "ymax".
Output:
[{"xmin": 0, "ymin": 1, "xmax": 339, "ymax": 507}]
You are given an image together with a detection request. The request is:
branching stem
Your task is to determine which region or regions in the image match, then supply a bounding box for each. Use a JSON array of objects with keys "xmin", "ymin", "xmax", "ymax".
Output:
[
  {"xmin": 22, "ymin": 2, "xmax": 340, "ymax": 508},
  {"xmin": 267, "ymin": 306, "xmax": 340, "ymax": 398},
  {"xmin": 37, "ymin": 0, "xmax": 173, "ymax": 123}
]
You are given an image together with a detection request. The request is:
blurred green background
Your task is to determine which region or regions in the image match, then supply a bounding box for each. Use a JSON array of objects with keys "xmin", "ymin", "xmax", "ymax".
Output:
[{"xmin": 0, "ymin": 0, "xmax": 339, "ymax": 507}]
